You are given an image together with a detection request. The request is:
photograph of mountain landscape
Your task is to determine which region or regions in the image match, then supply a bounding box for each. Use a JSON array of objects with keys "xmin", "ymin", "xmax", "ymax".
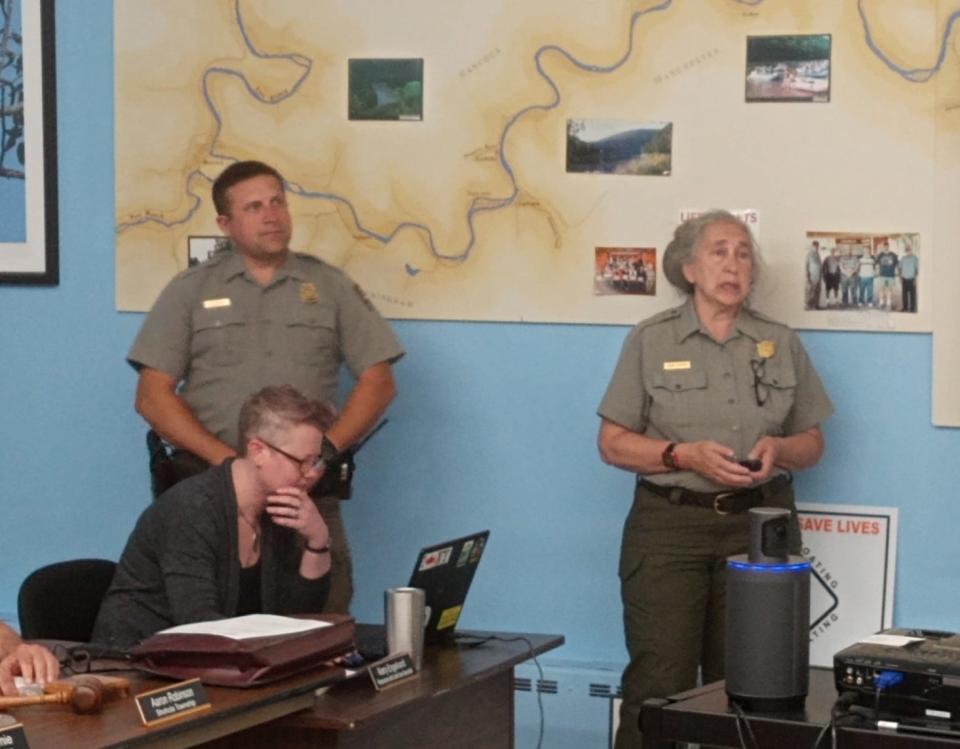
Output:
[
  {"xmin": 566, "ymin": 119, "xmax": 672, "ymax": 175},
  {"xmin": 348, "ymin": 58, "xmax": 424, "ymax": 121}
]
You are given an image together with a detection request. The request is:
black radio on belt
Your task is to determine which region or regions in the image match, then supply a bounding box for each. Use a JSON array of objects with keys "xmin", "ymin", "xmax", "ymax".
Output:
[
  {"xmin": 311, "ymin": 419, "xmax": 389, "ymax": 500},
  {"xmin": 314, "ymin": 449, "xmax": 356, "ymax": 500}
]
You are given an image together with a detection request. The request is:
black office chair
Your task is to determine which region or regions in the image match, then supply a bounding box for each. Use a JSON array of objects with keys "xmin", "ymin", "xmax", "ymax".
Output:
[{"xmin": 17, "ymin": 559, "xmax": 117, "ymax": 642}]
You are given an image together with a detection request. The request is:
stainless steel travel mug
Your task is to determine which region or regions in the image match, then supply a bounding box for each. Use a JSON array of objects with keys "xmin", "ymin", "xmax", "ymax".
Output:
[{"xmin": 385, "ymin": 586, "xmax": 427, "ymax": 670}]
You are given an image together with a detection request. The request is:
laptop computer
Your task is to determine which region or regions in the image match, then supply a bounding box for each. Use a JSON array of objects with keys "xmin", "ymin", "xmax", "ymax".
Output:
[{"xmin": 355, "ymin": 530, "xmax": 490, "ymax": 660}]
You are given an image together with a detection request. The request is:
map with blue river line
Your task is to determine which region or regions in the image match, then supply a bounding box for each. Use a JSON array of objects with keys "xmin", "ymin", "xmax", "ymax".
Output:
[{"xmin": 115, "ymin": 0, "xmax": 958, "ymax": 330}]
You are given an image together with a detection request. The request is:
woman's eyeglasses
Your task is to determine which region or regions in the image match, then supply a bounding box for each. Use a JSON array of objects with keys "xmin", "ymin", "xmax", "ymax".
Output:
[
  {"xmin": 750, "ymin": 358, "xmax": 768, "ymax": 407},
  {"xmin": 258, "ymin": 437, "xmax": 323, "ymax": 474}
]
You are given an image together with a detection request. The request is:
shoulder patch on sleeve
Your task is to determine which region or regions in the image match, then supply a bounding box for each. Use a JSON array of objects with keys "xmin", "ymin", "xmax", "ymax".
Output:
[
  {"xmin": 292, "ymin": 250, "xmax": 330, "ymax": 267},
  {"xmin": 635, "ymin": 305, "xmax": 682, "ymax": 332},
  {"xmin": 178, "ymin": 262, "xmax": 210, "ymax": 280},
  {"xmin": 178, "ymin": 248, "xmax": 231, "ymax": 280},
  {"xmin": 352, "ymin": 282, "xmax": 376, "ymax": 311}
]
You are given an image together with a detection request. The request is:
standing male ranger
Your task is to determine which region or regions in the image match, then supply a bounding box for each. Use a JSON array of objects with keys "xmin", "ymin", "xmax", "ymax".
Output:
[{"xmin": 128, "ymin": 160, "xmax": 404, "ymax": 612}]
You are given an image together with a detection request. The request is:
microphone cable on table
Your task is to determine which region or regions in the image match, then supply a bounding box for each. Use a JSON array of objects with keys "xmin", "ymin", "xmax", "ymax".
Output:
[{"xmin": 455, "ymin": 632, "xmax": 545, "ymax": 749}]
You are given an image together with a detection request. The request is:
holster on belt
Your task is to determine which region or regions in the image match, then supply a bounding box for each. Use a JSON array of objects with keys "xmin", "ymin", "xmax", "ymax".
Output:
[
  {"xmin": 310, "ymin": 418, "xmax": 390, "ymax": 501},
  {"xmin": 146, "ymin": 431, "xmax": 211, "ymax": 499},
  {"xmin": 310, "ymin": 450, "xmax": 355, "ymax": 501},
  {"xmin": 147, "ymin": 430, "xmax": 178, "ymax": 499}
]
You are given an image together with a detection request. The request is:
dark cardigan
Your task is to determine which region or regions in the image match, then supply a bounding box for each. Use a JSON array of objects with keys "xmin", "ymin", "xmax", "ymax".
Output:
[{"xmin": 92, "ymin": 460, "xmax": 329, "ymax": 647}]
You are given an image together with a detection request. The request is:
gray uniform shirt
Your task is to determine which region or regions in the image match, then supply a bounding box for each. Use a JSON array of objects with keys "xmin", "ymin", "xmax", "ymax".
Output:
[
  {"xmin": 598, "ymin": 299, "xmax": 833, "ymax": 492},
  {"xmin": 129, "ymin": 250, "xmax": 405, "ymax": 448}
]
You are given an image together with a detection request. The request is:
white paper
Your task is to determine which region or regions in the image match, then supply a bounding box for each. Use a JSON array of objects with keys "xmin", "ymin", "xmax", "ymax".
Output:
[
  {"xmin": 158, "ymin": 614, "xmax": 329, "ymax": 640},
  {"xmin": 859, "ymin": 633, "xmax": 923, "ymax": 648}
]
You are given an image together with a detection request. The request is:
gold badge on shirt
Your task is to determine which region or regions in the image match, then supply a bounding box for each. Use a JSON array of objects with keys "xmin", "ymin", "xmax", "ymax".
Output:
[
  {"xmin": 663, "ymin": 360, "xmax": 691, "ymax": 371},
  {"xmin": 299, "ymin": 282, "xmax": 319, "ymax": 304},
  {"xmin": 757, "ymin": 340, "xmax": 776, "ymax": 359}
]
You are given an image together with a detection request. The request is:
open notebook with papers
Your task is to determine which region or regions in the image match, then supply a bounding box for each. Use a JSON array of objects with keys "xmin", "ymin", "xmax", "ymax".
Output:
[{"xmin": 355, "ymin": 530, "xmax": 490, "ymax": 661}]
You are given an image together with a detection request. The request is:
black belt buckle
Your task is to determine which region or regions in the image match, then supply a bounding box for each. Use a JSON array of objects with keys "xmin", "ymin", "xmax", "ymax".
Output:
[{"xmin": 713, "ymin": 492, "xmax": 736, "ymax": 515}]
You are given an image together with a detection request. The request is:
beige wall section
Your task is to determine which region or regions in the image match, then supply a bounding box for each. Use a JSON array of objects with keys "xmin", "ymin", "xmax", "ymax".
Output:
[{"xmin": 932, "ymin": 2, "xmax": 960, "ymax": 427}]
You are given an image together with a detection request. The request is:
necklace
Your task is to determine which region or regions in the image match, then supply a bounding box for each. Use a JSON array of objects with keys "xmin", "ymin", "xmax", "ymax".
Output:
[{"xmin": 238, "ymin": 512, "xmax": 260, "ymax": 547}]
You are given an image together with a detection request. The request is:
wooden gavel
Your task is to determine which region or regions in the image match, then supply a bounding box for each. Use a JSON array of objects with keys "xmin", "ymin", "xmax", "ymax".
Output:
[{"xmin": 0, "ymin": 675, "xmax": 129, "ymax": 714}]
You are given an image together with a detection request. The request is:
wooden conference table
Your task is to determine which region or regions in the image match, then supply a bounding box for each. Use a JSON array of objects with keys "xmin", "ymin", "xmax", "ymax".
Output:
[
  {"xmin": 641, "ymin": 667, "xmax": 960, "ymax": 748},
  {"xmin": 3, "ymin": 630, "xmax": 563, "ymax": 749}
]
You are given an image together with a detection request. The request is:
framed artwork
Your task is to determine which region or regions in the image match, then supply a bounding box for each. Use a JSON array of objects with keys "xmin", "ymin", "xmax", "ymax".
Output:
[{"xmin": 0, "ymin": 0, "xmax": 58, "ymax": 285}]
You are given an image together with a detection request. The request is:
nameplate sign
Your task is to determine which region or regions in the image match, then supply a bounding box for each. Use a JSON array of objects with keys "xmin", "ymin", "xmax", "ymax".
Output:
[
  {"xmin": 0, "ymin": 723, "xmax": 29, "ymax": 749},
  {"xmin": 369, "ymin": 653, "xmax": 417, "ymax": 690},
  {"xmin": 135, "ymin": 678, "xmax": 211, "ymax": 727}
]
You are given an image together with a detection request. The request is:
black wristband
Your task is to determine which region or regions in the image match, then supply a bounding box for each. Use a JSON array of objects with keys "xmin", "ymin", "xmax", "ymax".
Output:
[{"xmin": 305, "ymin": 542, "xmax": 330, "ymax": 554}]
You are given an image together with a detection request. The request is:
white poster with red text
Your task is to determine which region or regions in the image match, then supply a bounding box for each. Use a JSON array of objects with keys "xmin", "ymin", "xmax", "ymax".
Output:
[{"xmin": 797, "ymin": 503, "xmax": 898, "ymax": 667}]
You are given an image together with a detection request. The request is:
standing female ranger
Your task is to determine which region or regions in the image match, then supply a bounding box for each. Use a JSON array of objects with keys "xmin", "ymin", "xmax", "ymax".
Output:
[{"xmin": 597, "ymin": 211, "xmax": 832, "ymax": 748}]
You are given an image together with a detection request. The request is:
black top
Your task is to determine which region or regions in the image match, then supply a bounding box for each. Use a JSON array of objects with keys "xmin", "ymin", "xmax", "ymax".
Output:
[{"xmin": 237, "ymin": 561, "xmax": 263, "ymax": 616}]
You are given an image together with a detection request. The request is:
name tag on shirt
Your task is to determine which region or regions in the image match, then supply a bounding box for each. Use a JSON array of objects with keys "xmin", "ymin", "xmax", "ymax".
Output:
[
  {"xmin": 663, "ymin": 360, "xmax": 691, "ymax": 371},
  {"xmin": 202, "ymin": 298, "xmax": 231, "ymax": 309}
]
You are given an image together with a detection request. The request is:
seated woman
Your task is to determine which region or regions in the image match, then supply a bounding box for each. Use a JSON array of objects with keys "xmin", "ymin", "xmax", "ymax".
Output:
[{"xmin": 93, "ymin": 385, "xmax": 335, "ymax": 647}]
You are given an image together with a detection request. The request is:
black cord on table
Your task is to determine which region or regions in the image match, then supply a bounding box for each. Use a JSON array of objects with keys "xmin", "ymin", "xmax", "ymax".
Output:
[
  {"xmin": 729, "ymin": 691, "xmax": 860, "ymax": 749},
  {"xmin": 455, "ymin": 633, "xmax": 545, "ymax": 749},
  {"xmin": 730, "ymin": 700, "xmax": 761, "ymax": 749}
]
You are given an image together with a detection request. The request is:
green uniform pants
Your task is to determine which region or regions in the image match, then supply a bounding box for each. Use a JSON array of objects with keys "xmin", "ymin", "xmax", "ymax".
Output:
[{"xmin": 614, "ymin": 478, "xmax": 800, "ymax": 749}]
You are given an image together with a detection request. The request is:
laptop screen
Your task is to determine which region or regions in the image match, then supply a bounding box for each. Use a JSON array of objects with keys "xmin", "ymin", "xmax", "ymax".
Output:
[{"xmin": 408, "ymin": 530, "xmax": 490, "ymax": 643}]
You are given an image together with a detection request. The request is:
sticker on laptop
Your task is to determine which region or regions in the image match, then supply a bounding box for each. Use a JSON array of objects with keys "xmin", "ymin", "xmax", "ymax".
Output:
[
  {"xmin": 419, "ymin": 546, "xmax": 453, "ymax": 571},
  {"xmin": 456, "ymin": 540, "xmax": 475, "ymax": 567},
  {"xmin": 469, "ymin": 536, "xmax": 486, "ymax": 564},
  {"xmin": 437, "ymin": 605, "xmax": 462, "ymax": 630}
]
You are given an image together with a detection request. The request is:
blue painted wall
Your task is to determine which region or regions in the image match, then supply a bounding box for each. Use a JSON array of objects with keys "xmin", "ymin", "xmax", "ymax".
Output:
[{"xmin": 1, "ymin": 3, "xmax": 957, "ymax": 674}]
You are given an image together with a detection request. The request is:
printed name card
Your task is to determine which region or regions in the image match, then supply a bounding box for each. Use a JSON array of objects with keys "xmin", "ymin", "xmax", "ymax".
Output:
[
  {"xmin": 0, "ymin": 724, "xmax": 29, "ymax": 749},
  {"xmin": 369, "ymin": 653, "xmax": 417, "ymax": 690},
  {"xmin": 135, "ymin": 678, "xmax": 211, "ymax": 727}
]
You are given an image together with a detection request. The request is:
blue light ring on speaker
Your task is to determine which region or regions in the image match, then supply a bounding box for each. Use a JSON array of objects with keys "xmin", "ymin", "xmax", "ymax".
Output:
[{"xmin": 726, "ymin": 559, "xmax": 811, "ymax": 574}]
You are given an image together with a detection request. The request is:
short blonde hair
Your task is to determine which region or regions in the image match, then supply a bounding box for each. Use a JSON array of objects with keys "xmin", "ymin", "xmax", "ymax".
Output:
[{"xmin": 237, "ymin": 385, "xmax": 336, "ymax": 455}]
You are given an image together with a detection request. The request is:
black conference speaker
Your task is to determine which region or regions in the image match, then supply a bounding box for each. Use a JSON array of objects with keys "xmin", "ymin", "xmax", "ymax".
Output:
[{"xmin": 725, "ymin": 507, "xmax": 810, "ymax": 711}]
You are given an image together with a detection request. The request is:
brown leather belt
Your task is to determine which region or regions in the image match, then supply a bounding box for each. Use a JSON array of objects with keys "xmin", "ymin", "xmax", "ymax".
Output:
[{"xmin": 638, "ymin": 473, "xmax": 791, "ymax": 515}]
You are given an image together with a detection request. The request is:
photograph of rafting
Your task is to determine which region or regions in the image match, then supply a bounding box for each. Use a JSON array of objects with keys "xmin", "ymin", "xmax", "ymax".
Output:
[{"xmin": 745, "ymin": 34, "xmax": 831, "ymax": 103}]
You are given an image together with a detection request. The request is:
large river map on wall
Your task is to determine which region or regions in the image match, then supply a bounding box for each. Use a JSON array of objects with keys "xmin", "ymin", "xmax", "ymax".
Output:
[{"xmin": 115, "ymin": 0, "xmax": 957, "ymax": 335}]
